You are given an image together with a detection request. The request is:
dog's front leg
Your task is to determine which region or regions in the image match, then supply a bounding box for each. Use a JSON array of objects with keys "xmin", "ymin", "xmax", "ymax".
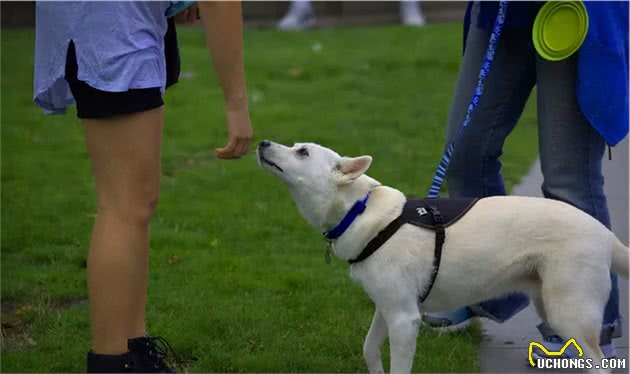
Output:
[
  {"xmin": 363, "ymin": 308, "xmax": 387, "ymax": 374},
  {"xmin": 383, "ymin": 304, "xmax": 421, "ymax": 374}
]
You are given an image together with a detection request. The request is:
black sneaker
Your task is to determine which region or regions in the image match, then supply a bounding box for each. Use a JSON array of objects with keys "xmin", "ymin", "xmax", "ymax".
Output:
[
  {"xmin": 87, "ymin": 351, "xmax": 135, "ymax": 373},
  {"xmin": 128, "ymin": 335, "xmax": 177, "ymax": 373},
  {"xmin": 87, "ymin": 336, "xmax": 178, "ymax": 373}
]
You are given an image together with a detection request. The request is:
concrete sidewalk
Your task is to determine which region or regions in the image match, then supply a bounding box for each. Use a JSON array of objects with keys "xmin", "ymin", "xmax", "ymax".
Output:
[{"xmin": 479, "ymin": 137, "xmax": 629, "ymax": 373}]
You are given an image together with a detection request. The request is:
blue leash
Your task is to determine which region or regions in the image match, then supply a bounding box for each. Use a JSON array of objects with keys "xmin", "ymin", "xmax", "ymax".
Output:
[{"xmin": 427, "ymin": 1, "xmax": 508, "ymax": 198}]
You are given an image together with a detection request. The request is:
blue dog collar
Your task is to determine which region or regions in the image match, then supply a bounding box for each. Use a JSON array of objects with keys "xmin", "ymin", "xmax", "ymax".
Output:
[{"xmin": 324, "ymin": 192, "xmax": 371, "ymax": 240}]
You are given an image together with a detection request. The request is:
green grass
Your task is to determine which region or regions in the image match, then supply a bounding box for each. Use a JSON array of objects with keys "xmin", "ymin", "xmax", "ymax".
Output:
[{"xmin": 2, "ymin": 24, "xmax": 538, "ymax": 372}]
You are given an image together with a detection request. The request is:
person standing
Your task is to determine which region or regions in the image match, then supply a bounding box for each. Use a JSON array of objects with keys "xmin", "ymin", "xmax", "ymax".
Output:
[
  {"xmin": 422, "ymin": 1, "xmax": 628, "ymax": 359},
  {"xmin": 34, "ymin": 2, "xmax": 253, "ymax": 372}
]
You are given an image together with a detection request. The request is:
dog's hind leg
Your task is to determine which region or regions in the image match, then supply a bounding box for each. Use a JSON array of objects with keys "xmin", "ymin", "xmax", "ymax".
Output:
[
  {"xmin": 551, "ymin": 317, "xmax": 607, "ymax": 374},
  {"xmin": 364, "ymin": 309, "xmax": 387, "ymax": 374},
  {"xmin": 382, "ymin": 300, "xmax": 421, "ymax": 374},
  {"xmin": 546, "ymin": 307, "xmax": 607, "ymax": 372},
  {"xmin": 542, "ymin": 271, "xmax": 609, "ymax": 373}
]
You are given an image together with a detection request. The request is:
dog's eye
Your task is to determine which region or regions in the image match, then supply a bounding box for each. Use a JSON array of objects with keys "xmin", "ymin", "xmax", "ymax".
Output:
[{"xmin": 296, "ymin": 147, "xmax": 309, "ymax": 157}]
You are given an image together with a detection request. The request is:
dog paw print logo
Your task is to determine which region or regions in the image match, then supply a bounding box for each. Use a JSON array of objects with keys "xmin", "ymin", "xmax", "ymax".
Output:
[{"xmin": 528, "ymin": 338, "xmax": 583, "ymax": 367}]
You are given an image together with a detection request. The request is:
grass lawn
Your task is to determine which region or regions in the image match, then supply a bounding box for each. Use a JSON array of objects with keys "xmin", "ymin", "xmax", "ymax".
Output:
[{"xmin": 2, "ymin": 23, "xmax": 538, "ymax": 372}]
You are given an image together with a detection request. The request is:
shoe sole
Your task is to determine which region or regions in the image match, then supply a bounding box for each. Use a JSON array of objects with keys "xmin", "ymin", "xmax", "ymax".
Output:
[{"xmin": 423, "ymin": 316, "xmax": 475, "ymax": 333}]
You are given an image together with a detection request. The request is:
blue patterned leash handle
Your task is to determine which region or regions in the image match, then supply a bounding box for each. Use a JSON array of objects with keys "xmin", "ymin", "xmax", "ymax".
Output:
[{"xmin": 427, "ymin": 1, "xmax": 508, "ymax": 198}]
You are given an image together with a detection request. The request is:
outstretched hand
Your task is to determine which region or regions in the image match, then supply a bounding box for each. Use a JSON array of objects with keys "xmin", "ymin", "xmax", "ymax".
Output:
[{"xmin": 215, "ymin": 107, "xmax": 253, "ymax": 159}]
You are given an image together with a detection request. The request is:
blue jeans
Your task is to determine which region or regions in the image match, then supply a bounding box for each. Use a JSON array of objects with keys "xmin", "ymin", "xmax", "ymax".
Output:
[{"xmin": 444, "ymin": 19, "xmax": 621, "ymax": 336}]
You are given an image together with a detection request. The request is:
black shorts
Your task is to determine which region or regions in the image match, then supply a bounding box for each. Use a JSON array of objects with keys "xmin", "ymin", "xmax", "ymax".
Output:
[{"xmin": 65, "ymin": 18, "xmax": 181, "ymax": 119}]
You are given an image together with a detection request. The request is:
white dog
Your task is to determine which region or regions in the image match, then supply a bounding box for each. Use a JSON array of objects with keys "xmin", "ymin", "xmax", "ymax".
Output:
[{"xmin": 256, "ymin": 140, "xmax": 629, "ymax": 374}]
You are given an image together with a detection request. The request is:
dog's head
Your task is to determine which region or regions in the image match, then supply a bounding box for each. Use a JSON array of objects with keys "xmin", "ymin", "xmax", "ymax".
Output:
[{"xmin": 256, "ymin": 140, "xmax": 380, "ymax": 230}]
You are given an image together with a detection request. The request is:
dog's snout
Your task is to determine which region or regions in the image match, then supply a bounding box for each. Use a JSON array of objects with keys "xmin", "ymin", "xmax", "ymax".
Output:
[{"xmin": 259, "ymin": 140, "xmax": 271, "ymax": 149}]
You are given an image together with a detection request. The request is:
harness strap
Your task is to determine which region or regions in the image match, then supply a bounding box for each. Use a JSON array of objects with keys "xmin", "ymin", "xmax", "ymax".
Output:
[
  {"xmin": 348, "ymin": 215, "xmax": 404, "ymax": 264},
  {"xmin": 418, "ymin": 205, "xmax": 445, "ymax": 303},
  {"xmin": 348, "ymin": 204, "xmax": 446, "ymax": 304}
]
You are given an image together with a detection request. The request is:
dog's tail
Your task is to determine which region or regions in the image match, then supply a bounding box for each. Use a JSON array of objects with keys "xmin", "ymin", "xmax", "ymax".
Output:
[{"xmin": 611, "ymin": 236, "xmax": 629, "ymax": 277}]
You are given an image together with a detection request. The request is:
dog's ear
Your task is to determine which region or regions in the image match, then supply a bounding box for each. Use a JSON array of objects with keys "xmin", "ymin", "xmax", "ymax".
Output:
[{"xmin": 336, "ymin": 156, "xmax": 372, "ymax": 182}]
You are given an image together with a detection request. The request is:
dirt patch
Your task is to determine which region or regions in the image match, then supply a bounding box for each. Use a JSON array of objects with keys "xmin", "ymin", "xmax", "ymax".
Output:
[
  {"xmin": 1, "ymin": 296, "xmax": 87, "ymax": 352},
  {"xmin": 2, "ymin": 302, "xmax": 37, "ymax": 351}
]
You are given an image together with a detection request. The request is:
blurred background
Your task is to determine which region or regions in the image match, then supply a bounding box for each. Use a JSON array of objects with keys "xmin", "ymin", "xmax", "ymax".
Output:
[{"xmin": 1, "ymin": 1, "xmax": 467, "ymax": 28}]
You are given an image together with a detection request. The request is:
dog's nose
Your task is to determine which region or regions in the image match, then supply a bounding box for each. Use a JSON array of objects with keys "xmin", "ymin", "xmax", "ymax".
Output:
[{"xmin": 258, "ymin": 140, "xmax": 271, "ymax": 149}]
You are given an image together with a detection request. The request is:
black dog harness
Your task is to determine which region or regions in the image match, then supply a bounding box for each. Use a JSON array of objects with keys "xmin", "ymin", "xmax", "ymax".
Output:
[{"xmin": 349, "ymin": 198, "xmax": 479, "ymax": 302}]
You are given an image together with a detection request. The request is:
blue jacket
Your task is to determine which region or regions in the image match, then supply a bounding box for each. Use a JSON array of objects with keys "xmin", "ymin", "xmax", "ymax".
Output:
[{"xmin": 464, "ymin": 1, "xmax": 628, "ymax": 146}]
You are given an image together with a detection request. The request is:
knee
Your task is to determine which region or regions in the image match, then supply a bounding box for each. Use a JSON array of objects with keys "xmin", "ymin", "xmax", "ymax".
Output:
[
  {"xmin": 97, "ymin": 182, "xmax": 161, "ymax": 225},
  {"xmin": 387, "ymin": 316, "xmax": 420, "ymax": 344},
  {"xmin": 541, "ymin": 178, "xmax": 597, "ymax": 207},
  {"xmin": 540, "ymin": 150, "xmax": 609, "ymax": 220},
  {"xmin": 541, "ymin": 178, "xmax": 609, "ymax": 226},
  {"xmin": 134, "ymin": 189, "xmax": 160, "ymax": 224}
]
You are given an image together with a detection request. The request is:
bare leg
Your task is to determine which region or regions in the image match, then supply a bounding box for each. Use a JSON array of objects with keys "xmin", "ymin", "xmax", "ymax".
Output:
[
  {"xmin": 363, "ymin": 309, "xmax": 387, "ymax": 374},
  {"xmin": 84, "ymin": 107, "xmax": 164, "ymax": 354}
]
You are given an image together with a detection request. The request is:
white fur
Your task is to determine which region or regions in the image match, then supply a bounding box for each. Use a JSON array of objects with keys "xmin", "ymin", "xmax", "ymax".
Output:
[{"xmin": 257, "ymin": 141, "xmax": 629, "ymax": 374}]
